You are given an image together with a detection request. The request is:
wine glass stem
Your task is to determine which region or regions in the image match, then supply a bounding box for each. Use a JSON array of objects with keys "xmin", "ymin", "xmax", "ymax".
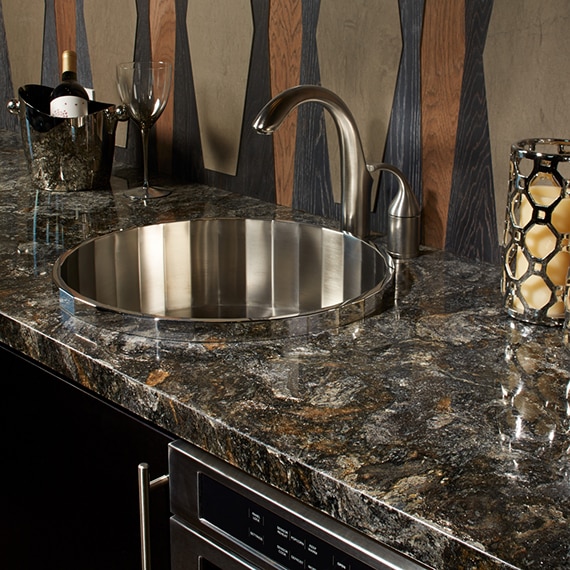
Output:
[{"xmin": 141, "ymin": 125, "xmax": 150, "ymax": 196}]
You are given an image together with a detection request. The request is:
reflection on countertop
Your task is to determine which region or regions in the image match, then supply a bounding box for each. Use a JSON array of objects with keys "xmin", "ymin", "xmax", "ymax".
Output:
[{"xmin": 0, "ymin": 129, "xmax": 569, "ymax": 569}]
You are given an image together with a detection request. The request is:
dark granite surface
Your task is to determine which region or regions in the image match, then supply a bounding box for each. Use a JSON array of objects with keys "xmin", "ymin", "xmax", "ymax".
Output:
[{"xmin": 1, "ymin": 130, "xmax": 569, "ymax": 568}]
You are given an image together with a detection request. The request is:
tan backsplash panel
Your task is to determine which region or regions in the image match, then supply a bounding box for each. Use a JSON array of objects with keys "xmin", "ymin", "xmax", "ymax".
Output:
[
  {"xmin": 317, "ymin": 0, "xmax": 401, "ymax": 203},
  {"xmin": 186, "ymin": 0, "xmax": 253, "ymax": 176},
  {"xmin": 84, "ymin": 0, "xmax": 136, "ymax": 148},
  {"xmin": 3, "ymin": 0, "xmax": 44, "ymax": 93},
  {"xmin": 485, "ymin": 0, "xmax": 570, "ymax": 240}
]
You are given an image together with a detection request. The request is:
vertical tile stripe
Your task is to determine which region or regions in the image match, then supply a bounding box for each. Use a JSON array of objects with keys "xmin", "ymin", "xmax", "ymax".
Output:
[
  {"xmin": 172, "ymin": 0, "xmax": 202, "ymax": 181},
  {"xmin": 446, "ymin": 0, "xmax": 498, "ymax": 263},
  {"xmin": 135, "ymin": 0, "xmax": 152, "ymax": 62},
  {"xmin": 42, "ymin": 0, "xmax": 59, "ymax": 87},
  {"xmin": 375, "ymin": 0, "xmax": 424, "ymax": 235},
  {"xmin": 54, "ymin": 0, "xmax": 77, "ymax": 63},
  {"xmin": 421, "ymin": 0, "xmax": 465, "ymax": 249},
  {"xmin": 150, "ymin": 0, "xmax": 176, "ymax": 174},
  {"xmin": 75, "ymin": 0, "xmax": 93, "ymax": 89},
  {"xmin": 293, "ymin": 0, "xmax": 337, "ymax": 220},
  {"xmin": 269, "ymin": 0, "xmax": 302, "ymax": 206}
]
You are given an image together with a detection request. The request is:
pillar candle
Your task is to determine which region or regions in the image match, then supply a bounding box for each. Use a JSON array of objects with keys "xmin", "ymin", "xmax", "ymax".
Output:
[{"xmin": 514, "ymin": 184, "xmax": 570, "ymax": 317}]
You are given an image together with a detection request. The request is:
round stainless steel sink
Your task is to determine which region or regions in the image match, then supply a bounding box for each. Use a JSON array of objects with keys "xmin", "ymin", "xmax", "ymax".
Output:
[{"xmin": 53, "ymin": 218, "xmax": 394, "ymax": 341}]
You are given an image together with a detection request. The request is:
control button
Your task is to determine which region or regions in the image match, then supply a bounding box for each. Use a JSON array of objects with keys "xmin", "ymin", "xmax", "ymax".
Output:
[
  {"xmin": 305, "ymin": 541, "xmax": 320, "ymax": 570},
  {"xmin": 290, "ymin": 532, "xmax": 306, "ymax": 548},
  {"xmin": 307, "ymin": 542, "xmax": 319, "ymax": 556},
  {"xmin": 276, "ymin": 524, "xmax": 289, "ymax": 539},
  {"xmin": 276, "ymin": 544, "xmax": 290, "ymax": 561},
  {"xmin": 333, "ymin": 557, "xmax": 351, "ymax": 570},
  {"xmin": 249, "ymin": 508, "xmax": 264, "ymax": 525},
  {"xmin": 247, "ymin": 528, "xmax": 264, "ymax": 545},
  {"xmin": 290, "ymin": 552, "xmax": 306, "ymax": 567}
]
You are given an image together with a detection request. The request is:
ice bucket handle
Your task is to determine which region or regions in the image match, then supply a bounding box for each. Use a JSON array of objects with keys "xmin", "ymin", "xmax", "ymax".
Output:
[
  {"xmin": 7, "ymin": 98, "xmax": 19, "ymax": 115},
  {"xmin": 108, "ymin": 103, "xmax": 129, "ymax": 123}
]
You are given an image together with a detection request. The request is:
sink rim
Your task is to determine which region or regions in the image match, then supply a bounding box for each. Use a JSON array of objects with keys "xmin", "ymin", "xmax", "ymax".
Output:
[{"xmin": 53, "ymin": 218, "xmax": 395, "ymax": 342}]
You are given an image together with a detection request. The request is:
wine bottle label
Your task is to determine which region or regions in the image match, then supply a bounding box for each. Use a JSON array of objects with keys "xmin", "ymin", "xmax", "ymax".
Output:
[{"xmin": 50, "ymin": 96, "xmax": 88, "ymax": 118}]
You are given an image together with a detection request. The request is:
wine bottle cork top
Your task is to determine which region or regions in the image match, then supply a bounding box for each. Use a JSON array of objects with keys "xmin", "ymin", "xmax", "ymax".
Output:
[{"xmin": 62, "ymin": 50, "xmax": 77, "ymax": 74}]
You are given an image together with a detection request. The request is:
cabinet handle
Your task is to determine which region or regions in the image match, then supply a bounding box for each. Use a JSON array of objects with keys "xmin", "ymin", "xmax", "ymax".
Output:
[{"xmin": 138, "ymin": 462, "xmax": 169, "ymax": 570}]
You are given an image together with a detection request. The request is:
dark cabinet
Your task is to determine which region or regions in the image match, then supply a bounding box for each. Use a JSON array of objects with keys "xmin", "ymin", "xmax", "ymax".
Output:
[{"xmin": 0, "ymin": 343, "xmax": 173, "ymax": 570}]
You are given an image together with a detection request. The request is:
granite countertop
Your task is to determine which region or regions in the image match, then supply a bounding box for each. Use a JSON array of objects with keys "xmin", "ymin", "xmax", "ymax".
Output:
[{"xmin": 1, "ymin": 130, "xmax": 569, "ymax": 569}]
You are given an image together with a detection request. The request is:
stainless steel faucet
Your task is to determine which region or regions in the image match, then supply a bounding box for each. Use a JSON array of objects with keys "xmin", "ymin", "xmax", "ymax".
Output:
[
  {"xmin": 253, "ymin": 85, "xmax": 420, "ymax": 257},
  {"xmin": 253, "ymin": 85, "xmax": 372, "ymax": 239}
]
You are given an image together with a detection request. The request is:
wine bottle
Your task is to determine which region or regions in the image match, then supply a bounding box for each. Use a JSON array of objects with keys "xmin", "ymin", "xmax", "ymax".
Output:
[{"xmin": 50, "ymin": 50, "xmax": 89, "ymax": 118}]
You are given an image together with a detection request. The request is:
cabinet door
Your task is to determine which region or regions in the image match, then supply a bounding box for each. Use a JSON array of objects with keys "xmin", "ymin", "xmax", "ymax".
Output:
[{"xmin": 0, "ymin": 343, "xmax": 173, "ymax": 570}]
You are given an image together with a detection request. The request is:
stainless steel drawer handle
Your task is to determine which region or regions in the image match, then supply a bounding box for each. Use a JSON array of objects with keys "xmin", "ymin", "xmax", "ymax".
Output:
[{"xmin": 138, "ymin": 462, "xmax": 169, "ymax": 570}]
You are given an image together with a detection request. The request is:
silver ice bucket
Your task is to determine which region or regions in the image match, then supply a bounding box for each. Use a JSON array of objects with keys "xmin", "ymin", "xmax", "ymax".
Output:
[{"xmin": 7, "ymin": 84, "xmax": 127, "ymax": 191}]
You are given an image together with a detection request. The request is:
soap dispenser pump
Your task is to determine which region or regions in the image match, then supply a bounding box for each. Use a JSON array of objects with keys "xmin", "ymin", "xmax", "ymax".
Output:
[{"xmin": 368, "ymin": 163, "xmax": 421, "ymax": 259}]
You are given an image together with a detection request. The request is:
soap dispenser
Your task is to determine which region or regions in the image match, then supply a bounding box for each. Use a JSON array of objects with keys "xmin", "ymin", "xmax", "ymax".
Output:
[{"xmin": 368, "ymin": 163, "xmax": 421, "ymax": 259}]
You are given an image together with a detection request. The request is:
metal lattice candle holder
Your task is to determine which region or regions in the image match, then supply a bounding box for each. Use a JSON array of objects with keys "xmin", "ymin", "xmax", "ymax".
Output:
[{"xmin": 502, "ymin": 138, "xmax": 570, "ymax": 326}]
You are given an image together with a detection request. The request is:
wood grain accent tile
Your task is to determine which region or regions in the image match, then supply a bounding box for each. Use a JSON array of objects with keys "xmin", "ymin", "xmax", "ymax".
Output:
[
  {"xmin": 268, "ymin": 0, "xmax": 302, "ymax": 207},
  {"xmin": 375, "ymin": 0, "xmax": 424, "ymax": 236},
  {"xmin": 421, "ymin": 0, "xmax": 465, "ymax": 249},
  {"xmin": 75, "ymin": 0, "xmax": 93, "ymax": 89},
  {"xmin": 54, "ymin": 0, "xmax": 76, "ymax": 62},
  {"xmin": 117, "ymin": 0, "xmax": 152, "ymax": 167},
  {"xmin": 172, "ymin": 0, "xmax": 202, "ymax": 181},
  {"xmin": 135, "ymin": 0, "xmax": 152, "ymax": 62},
  {"xmin": 150, "ymin": 0, "xmax": 176, "ymax": 174},
  {"xmin": 446, "ymin": 0, "xmax": 498, "ymax": 262},
  {"xmin": 42, "ymin": 0, "xmax": 60, "ymax": 87},
  {"xmin": 293, "ymin": 0, "xmax": 337, "ymax": 221}
]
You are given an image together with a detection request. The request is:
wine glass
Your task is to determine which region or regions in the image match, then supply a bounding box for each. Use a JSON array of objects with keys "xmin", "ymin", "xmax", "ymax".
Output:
[{"xmin": 116, "ymin": 61, "xmax": 172, "ymax": 199}]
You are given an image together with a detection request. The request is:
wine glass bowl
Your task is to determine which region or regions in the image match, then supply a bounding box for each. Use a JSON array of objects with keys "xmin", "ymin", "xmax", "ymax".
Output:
[{"xmin": 116, "ymin": 61, "xmax": 172, "ymax": 199}]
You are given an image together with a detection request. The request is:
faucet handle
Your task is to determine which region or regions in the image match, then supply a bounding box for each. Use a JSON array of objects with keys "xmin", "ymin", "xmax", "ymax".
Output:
[
  {"xmin": 367, "ymin": 163, "xmax": 421, "ymax": 259},
  {"xmin": 366, "ymin": 163, "xmax": 383, "ymax": 218}
]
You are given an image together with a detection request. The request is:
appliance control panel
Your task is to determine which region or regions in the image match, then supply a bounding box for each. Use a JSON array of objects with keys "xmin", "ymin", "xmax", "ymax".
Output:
[{"xmin": 200, "ymin": 472, "xmax": 374, "ymax": 569}]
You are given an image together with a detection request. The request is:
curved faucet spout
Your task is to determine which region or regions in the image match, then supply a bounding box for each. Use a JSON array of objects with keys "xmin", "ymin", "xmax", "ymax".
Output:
[{"xmin": 253, "ymin": 85, "xmax": 374, "ymax": 239}]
